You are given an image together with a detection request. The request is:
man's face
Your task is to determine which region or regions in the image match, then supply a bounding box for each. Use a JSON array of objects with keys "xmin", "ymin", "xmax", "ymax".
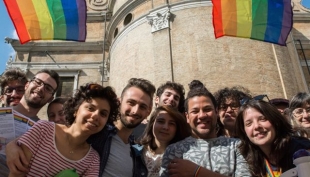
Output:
[
  {"xmin": 155, "ymin": 88, "xmax": 180, "ymax": 109},
  {"xmin": 23, "ymin": 73, "xmax": 57, "ymax": 109},
  {"xmin": 185, "ymin": 96, "xmax": 217, "ymax": 139},
  {"xmin": 274, "ymin": 104, "xmax": 288, "ymax": 115},
  {"xmin": 119, "ymin": 87, "xmax": 152, "ymax": 129},
  {"xmin": 0, "ymin": 80, "xmax": 25, "ymax": 107}
]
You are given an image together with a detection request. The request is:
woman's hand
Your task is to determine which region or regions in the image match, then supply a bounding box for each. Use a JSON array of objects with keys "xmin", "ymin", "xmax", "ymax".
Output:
[{"xmin": 6, "ymin": 139, "xmax": 29, "ymax": 175}]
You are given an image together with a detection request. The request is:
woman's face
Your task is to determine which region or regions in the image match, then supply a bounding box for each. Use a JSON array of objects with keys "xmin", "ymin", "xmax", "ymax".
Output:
[
  {"xmin": 153, "ymin": 111, "xmax": 177, "ymax": 145},
  {"xmin": 292, "ymin": 103, "xmax": 310, "ymax": 128},
  {"xmin": 218, "ymin": 98, "xmax": 240, "ymax": 129},
  {"xmin": 74, "ymin": 98, "xmax": 110, "ymax": 135},
  {"xmin": 243, "ymin": 108, "xmax": 276, "ymax": 152},
  {"xmin": 48, "ymin": 103, "xmax": 66, "ymax": 124}
]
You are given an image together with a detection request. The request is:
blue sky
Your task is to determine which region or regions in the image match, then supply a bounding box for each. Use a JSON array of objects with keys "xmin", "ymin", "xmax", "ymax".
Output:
[
  {"xmin": 301, "ymin": 0, "xmax": 310, "ymax": 8},
  {"xmin": 0, "ymin": 2, "xmax": 17, "ymax": 75}
]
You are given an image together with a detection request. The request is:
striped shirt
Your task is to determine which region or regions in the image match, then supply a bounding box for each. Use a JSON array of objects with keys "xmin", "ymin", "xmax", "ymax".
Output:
[{"xmin": 18, "ymin": 120, "xmax": 100, "ymax": 177}]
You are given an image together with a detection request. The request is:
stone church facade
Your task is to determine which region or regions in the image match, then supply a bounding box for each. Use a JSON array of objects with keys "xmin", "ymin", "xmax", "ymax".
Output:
[{"xmin": 5, "ymin": 0, "xmax": 310, "ymax": 117}]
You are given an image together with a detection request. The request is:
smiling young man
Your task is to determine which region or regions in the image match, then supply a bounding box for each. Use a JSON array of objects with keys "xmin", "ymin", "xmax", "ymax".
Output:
[
  {"xmin": 0, "ymin": 68, "xmax": 28, "ymax": 107},
  {"xmin": 2, "ymin": 69, "xmax": 59, "ymax": 177},
  {"xmin": 89, "ymin": 78, "xmax": 156, "ymax": 177},
  {"xmin": 133, "ymin": 81, "xmax": 185, "ymax": 139},
  {"xmin": 159, "ymin": 80, "xmax": 251, "ymax": 177},
  {"xmin": 13, "ymin": 69, "xmax": 60, "ymax": 121},
  {"xmin": 155, "ymin": 81, "xmax": 185, "ymax": 112},
  {"xmin": 5, "ymin": 78, "xmax": 155, "ymax": 177}
]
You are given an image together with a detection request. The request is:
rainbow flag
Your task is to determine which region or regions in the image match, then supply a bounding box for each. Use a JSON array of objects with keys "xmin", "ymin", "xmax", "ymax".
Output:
[
  {"xmin": 3, "ymin": 0, "xmax": 87, "ymax": 44},
  {"xmin": 212, "ymin": 0, "xmax": 293, "ymax": 46}
]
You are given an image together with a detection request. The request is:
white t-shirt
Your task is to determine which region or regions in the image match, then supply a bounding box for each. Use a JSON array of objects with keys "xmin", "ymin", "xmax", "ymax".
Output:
[{"xmin": 102, "ymin": 134, "xmax": 133, "ymax": 177}]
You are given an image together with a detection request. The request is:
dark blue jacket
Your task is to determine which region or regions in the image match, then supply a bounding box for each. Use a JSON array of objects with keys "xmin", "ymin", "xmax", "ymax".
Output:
[{"xmin": 87, "ymin": 123, "xmax": 148, "ymax": 177}]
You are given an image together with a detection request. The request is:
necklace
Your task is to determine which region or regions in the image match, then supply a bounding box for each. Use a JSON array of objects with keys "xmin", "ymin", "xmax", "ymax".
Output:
[{"xmin": 69, "ymin": 150, "xmax": 74, "ymax": 154}]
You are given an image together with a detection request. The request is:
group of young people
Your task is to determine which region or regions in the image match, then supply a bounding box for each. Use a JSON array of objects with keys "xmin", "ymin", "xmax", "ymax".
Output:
[{"xmin": 0, "ymin": 68, "xmax": 310, "ymax": 177}]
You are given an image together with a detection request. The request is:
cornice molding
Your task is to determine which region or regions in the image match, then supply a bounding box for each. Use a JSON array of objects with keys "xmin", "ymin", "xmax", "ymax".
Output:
[
  {"xmin": 87, "ymin": 11, "xmax": 112, "ymax": 21},
  {"xmin": 9, "ymin": 62, "xmax": 103, "ymax": 71},
  {"xmin": 294, "ymin": 40, "xmax": 310, "ymax": 49},
  {"xmin": 10, "ymin": 41, "xmax": 106, "ymax": 52},
  {"xmin": 293, "ymin": 13, "xmax": 310, "ymax": 21}
]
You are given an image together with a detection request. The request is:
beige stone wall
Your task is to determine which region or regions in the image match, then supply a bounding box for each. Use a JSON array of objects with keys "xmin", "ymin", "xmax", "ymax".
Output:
[
  {"xmin": 86, "ymin": 22, "xmax": 106, "ymax": 41},
  {"xmin": 113, "ymin": 0, "xmax": 130, "ymax": 14},
  {"xmin": 109, "ymin": 1, "xmax": 306, "ymax": 99}
]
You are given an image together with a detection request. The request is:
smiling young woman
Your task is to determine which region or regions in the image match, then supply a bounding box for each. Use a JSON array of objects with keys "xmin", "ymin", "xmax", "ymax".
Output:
[
  {"xmin": 235, "ymin": 100, "xmax": 310, "ymax": 177},
  {"xmin": 8, "ymin": 83, "xmax": 119, "ymax": 177},
  {"xmin": 139, "ymin": 105, "xmax": 191, "ymax": 177}
]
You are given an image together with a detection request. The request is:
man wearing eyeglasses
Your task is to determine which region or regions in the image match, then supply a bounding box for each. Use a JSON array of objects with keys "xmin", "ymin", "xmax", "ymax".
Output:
[
  {"xmin": 2, "ymin": 69, "xmax": 59, "ymax": 177},
  {"xmin": 0, "ymin": 68, "xmax": 28, "ymax": 107},
  {"xmin": 13, "ymin": 69, "xmax": 59, "ymax": 121}
]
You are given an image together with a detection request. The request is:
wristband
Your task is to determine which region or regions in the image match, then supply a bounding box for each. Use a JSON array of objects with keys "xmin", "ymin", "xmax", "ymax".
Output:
[{"xmin": 194, "ymin": 165, "xmax": 201, "ymax": 177}]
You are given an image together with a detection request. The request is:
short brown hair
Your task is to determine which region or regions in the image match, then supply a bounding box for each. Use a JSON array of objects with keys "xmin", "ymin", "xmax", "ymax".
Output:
[{"xmin": 0, "ymin": 68, "xmax": 28, "ymax": 94}]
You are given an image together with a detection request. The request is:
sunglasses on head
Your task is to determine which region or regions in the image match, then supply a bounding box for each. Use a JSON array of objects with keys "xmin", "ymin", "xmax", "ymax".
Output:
[
  {"xmin": 86, "ymin": 83, "xmax": 116, "ymax": 98},
  {"xmin": 86, "ymin": 83, "xmax": 104, "ymax": 90},
  {"xmin": 240, "ymin": 94, "xmax": 270, "ymax": 105}
]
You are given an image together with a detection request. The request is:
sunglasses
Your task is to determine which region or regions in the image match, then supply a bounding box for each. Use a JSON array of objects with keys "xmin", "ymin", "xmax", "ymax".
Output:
[
  {"xmin": 240, "ymin": 94, "xmax": 270, "ymax": 105},
  {"xmin": 86, "ymin": 83, "xmax": 116, "ymax": 98},
  {"xmin": 86, "ymin": 84, "xmax": 103, "ymax": 90},
  {"xmin": 86, "ymin": 83, "xmax": 104, "ymax": 90}
]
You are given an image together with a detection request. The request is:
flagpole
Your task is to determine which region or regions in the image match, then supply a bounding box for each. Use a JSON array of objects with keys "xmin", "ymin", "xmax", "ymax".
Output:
[
  {"xmin": 272, "ymin": 44, "xmax": 287, "ymax": 99},
  {"xmin": 102, "ymin": 12, "xmax": 107, "ymax": 86}
]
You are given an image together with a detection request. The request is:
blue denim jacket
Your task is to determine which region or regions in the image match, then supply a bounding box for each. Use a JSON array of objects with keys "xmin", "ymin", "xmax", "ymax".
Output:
[{"xmin": 87, "ymin": 123, "xmax": 148, "ymax": 177}]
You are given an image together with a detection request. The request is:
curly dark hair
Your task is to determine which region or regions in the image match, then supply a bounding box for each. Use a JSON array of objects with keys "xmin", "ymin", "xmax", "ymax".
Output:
[
  {"xmin": 235, "ymin": 100, "xmax": 297, "ymax": 176},
  {"xmin": 139, "ymin": 105, "xmax": 191, "ymax": 150},
  {"xmin": 121, "ymin": 78, "xmax": 156, "ymax": 105},
  {"xmin": 156, "ymin": 81, "xmax": 185, "ymax": 113},
  {"xmin": 0, "ymin": 68, "xmax": 28, "ymax": 94},
  {"xmin": 63, "ymin": 83, "xmax": 120, "ymax": 125},
  {"xmin": 184, "ymin": 80, "xmax": 217, "ymax": 112},
  {"xmin": 213, "ymin": 86, "xmax": 251, "ymax": 137}
]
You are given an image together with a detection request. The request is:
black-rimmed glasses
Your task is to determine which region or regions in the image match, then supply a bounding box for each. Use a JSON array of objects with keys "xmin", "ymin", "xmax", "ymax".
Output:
[
  {"xmin": 3, "ymin": 86, "xmax": 25, "ymax": 95},
  {"xmin": 30, "ymin": 78, "xmax": 55, "ymax": 94},
  {"xmin": 240, "ymin": 94, "xmax": 270, "ymax": 105},
  {"xmin": 218, "ymin": 103, "xmax": 240, "ymax": 111}
]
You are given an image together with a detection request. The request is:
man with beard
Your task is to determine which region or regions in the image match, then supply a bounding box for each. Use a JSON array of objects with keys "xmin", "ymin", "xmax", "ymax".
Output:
[
  {"xmin": 133, "ymin": 81, "xmax": 185, "ymax": 139},
  {"xmin": 6, "ymin": 78, "xmax": 155, "ymax": 177},
  {"xmin": 2, "ymin": 69, "xmax": 59, "ymax": 176},
  {"xmin": 0, "ymin": 68, "xmax": 28, "ymax": 107},
  {"xmin": 159, "ymin": 80, "xmax": 251, "ymax": 177},
  {"xmin": 89, "ymin": 78, "xmax": 155, "ymax": 177},
  {"xmin": 13, "ymin": 69, "xmax": 59, "ymax": 121}
]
